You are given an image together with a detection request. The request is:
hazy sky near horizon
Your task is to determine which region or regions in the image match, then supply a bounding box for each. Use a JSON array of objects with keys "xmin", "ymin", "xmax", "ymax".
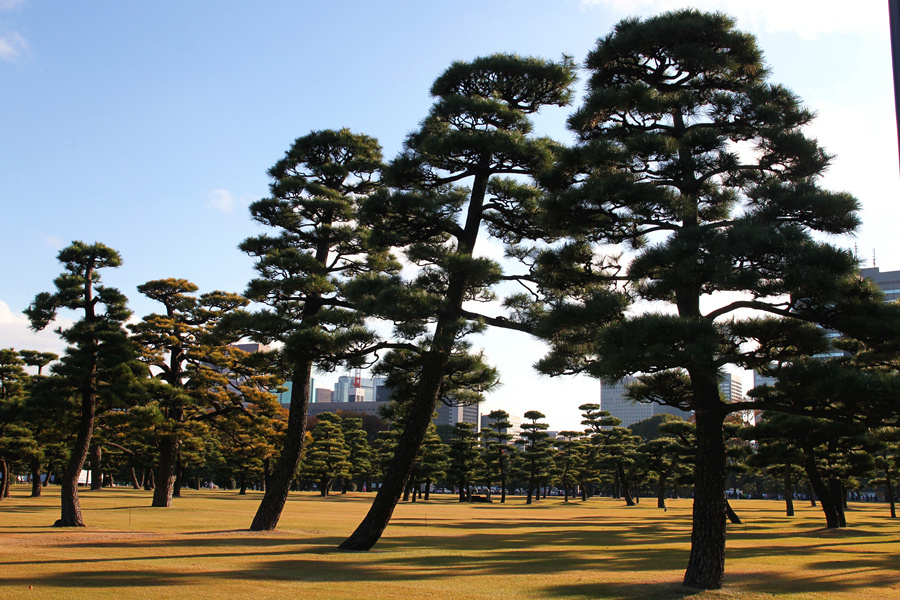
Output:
[{"xmin": 2, "ymin": 0, "xmax": 897, "ymax": 430}]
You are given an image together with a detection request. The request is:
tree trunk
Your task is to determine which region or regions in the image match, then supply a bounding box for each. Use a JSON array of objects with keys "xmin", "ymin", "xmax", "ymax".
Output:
[
  {"xmin": 682, "ymin": 401, "xmax": 727, "ymax": 589},
  {"xmin": 618, "ymin": 461, "xmax": 635, "ymax": 506},
  {"xmin": 250, "ymin": 362, "xmax": 312, "ymax": 530},
  {"xmin": 173, "ymin": 456, "xmax": 183, "ymax": 498},
  {"xmin": 657, "ymin": 475, "xmax": 668, "ymax": 510},
  {"xmin": 152, "ymin": 436, "xmax": 180, "ymax": 507},
  {"xmin": 725, "ymin": 499, "xmax": 741, "ymax": 525},
  {"xmin": 807, "ymin": 479, "xmax": 816, "ymax": 507},
  {"xmin": 803, "ymin": 450, "xmax": 841, "ymax": 528},
  {"xmin": 887, "ymin": 474, "xmax": 896, "ymax": 519},
  {"xmin": 30, "ymin": 457, "xmax": 42, "ymax": 497},
  {"xmin": 0, "ymin": 457, "xmax": 8, "ymax": 500},
  {"xmin": 131, "ymin": 467, "xmax": 142, "ymax": 490},
  {"xmin": 89, "ymin": 443, "xmax": 102, "ymax": 491},
  {"xmin": 339, "ymin": 346, "xmax": 452, "ymax": 550},
  {"xmin": 339, "ymin": 160, "xmax": 490, "ymax": 552},
  {"xmin": 56, "ymin": 381, "xmax": 97, "ymax": 527},
  {"xmin": 830, "ymin": 478, "xmax": 847, "ymax": 528},
  {"xmin": 239, "ymin": 474, "xmax": 248, "ymax": 496},
  {"xmin": 783, "ymin": 465, "xmax": 794, "ymax": 517}
]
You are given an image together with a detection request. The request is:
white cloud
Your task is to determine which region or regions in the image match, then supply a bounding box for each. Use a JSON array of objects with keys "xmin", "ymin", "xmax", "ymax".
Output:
[
  {"xmin": 0, "ymin": 0, "xmax": 24, "ymax": 11},
  {"xmin": 0, "ymin": 300, "xmax": 68, "ymax": 355},
  {"xmin": 581, "ymin": 1, "xmax": 883, "ymax": 38},
  {"xmin": 206, "ymin": 188, "xmax": 236, "ymax": 214},
  {"xmin": 0, "ymin": 30, "xmax": 27, "ymax": 62}
]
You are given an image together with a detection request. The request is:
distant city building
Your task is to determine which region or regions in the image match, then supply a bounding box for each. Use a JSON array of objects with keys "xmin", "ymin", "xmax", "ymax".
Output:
[
  {"xmin": 719, "ymin": 372, "xmax": 743, "ymax": 403},
  {"xmin": 860, "ymin": 266, "xmax": 900, "ymax": 302},
  {"xmin": 314, "ymin": 388, "xmax": 333, "ymax": 403},
  {"xmin": 750, "ymin": 265, "xmax": 900, "ymax": 408},
  {"xmin": 332, "ymin": 375, "xmax": 387, "ymax": 403},
  {"xmin": 600, "ymin": 376, "xmax": 691, "ymax": 427},
  {"xmin": 480, "ymin": 412, "xmax": 523, "ymax": 439},
  {"xmin": 308, "ymin": 400, "xmax": 389, "ymax": 418},
  {"xmin": 434, "ymin": 401, "xmax": 481, "ymax": 431}
]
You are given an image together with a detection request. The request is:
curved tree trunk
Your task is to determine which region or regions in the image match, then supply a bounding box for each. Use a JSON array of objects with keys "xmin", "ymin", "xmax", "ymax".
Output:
[
  {"xmin": 803, "ymin": 450, "xmax": 841, "ymax": 528},
  {"xmin": 0, "ymin": 457, "xmax": 8, "ymax": 500},
  {"xmin": 339, "ymin": 349, "xmax": 447, "ymax": 550},
  {"xmin": 131, "ymin": 467, "xmax": 142, "ymax": 490},
  {"xmin": 618, "ymin": 461, "xmax": 635, "ymax": 506},
  {"xmin": 56, "ymin": 381, "xmax": 96, "ymax": 527},
  {"xmin": 250, "ymin": 363, "xmax": 312, "ymax": 530},
  {"xmin": 725, "ymin": 499, "xmax": 741, "ymax": 525}
]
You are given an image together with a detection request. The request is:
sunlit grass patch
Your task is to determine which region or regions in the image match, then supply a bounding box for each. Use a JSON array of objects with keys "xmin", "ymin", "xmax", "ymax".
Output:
[{"xmin": 0, "ymin": 486, "xmax": 897, "ymax": 599}]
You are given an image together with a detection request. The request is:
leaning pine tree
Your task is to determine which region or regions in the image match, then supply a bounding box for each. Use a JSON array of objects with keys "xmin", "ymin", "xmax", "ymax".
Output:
[
  {"xmin": 535, "ymin": 10, "xmax": 883, "ymax": 589},
  {"xmin": 233, "ymin": 129, "xmax": 397, "ymax": 531},
  {"xmin": 339, "ymin": 54, "xmax": 575, "ymax": 550}
]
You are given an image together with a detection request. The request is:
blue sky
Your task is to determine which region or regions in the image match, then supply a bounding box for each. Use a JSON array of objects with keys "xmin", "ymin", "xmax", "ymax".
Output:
[{"xmin": 1, "ymin": 0, "xmax": 897, "ymax": 430}]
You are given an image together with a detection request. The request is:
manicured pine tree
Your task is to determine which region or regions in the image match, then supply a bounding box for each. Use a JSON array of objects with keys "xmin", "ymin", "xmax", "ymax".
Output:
[
  {"xmin": 304, "ymin": 412, "xmax": 351, "ymax": 497},
  {"xmin": 340, "ymin": 416, "xmax": 372, "ymax": 493},
  {"xmin": 743, "ymin": 415, "xmax": 806, "ymax": 517},
  {"xmin": 0, "ymin": 349, "xmax": 36, "ymax": 498},
  {"xmin": 26, "ymin": 241, "xmax": 145, "ymax": 526},
  {"xmin": 446, "ymin": 421, "xmax": 484, "ymax": 502},
  {"xmin": 869, "ymin": 427, "xmax": 900, "ymax": 518},
  {"xmin": 233, "ymin": 129, "xmax": 394, "ymax": 530},
  {"xmin": 554, "ymin": 431, "xmax": 585, "ymax": 502},
  {"xmin": 519, "ymin": 410, "xmax": 552, "ymax": 505},
  {"xmin": 631, "ymin": 415, "xmax": 692, "ymax": 510},
  {"xmin": 130, "ymin": 278, "xmax": 256, "ymax": 507},
  {"xmin": 481, "ymin": 409, "xmax": 514, "ymax": 503},
  {"xmin": 534, "ymin": 10, "xmax": 880, "ymax": 588},
  {"xmin": 340, "ymin": 54, "xmax": 575, "ymax": 550}
]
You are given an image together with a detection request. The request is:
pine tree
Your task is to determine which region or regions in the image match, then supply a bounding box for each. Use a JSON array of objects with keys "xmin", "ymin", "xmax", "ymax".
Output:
[
  {"xmin": 233, "ymin": 129, "xmax": 394, "ymax": 529},
  {"xmin": 446, "ymin": 421, "xmax": 484, "ymax": 502},
  {"xmin": 481, "ymin": 409, "xmax": 514, "ymax": 503},
  {"xmin": 304, "ymin": 412, "xmax": 351, "ymax": 497},
  {"xmin": 339, "ymin": 54, "xmax": 575, "ymax": 550},
  {"xmin": 519, "ymin": 410, "xmax": 553, "ymax": 505},
  {"xmin": 26, "ymin": 241, "xmax": 144, "ymax": 526},
  {"xmin": 130, "ymin": 278, "xmax": 257, "ymax": 507},
  {"xmin": 340, "ymin": 416, "xmax": 372, "ymax": 493},
  {"xmin": 534, "ymin": 10, "xmax": 878, "ymax": 588}
]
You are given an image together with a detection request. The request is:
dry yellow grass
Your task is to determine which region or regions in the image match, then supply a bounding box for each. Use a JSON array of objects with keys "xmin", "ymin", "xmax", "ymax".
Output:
[{"xmin": 0, "ymin": 485, "xmax": 897, "ymax": 599}]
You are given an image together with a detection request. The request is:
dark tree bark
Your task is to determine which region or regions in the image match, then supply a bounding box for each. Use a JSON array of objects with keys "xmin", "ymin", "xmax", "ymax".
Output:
[
  {"xmin": 56, "ymin": 379, "xmax": 96, "ymax": 527},
  {"xmin": 250, "ymin": 364, "xmax": 311, "ymax": 530},
  {"xmin": 339, "ymin": 349, "xmax": 447, "ymax": 550},
  {"xmin": 30, "ymin": 457, "xmax": 42, "ymax": 497},
  {"xmin": 152, "ymin": 436, "xmax": 180, "ymax": 507},
  {"xmin": 725, "ymin": 499, "xmax": 742, "ymax": 525},
  {"xmin": 683, "ymin": 399, "xmax": 727, "ymax": 589},
  {"xmin": 887, "ymin": 475, "xmax": 896, "ymax": 518},
  {"xmin": 89, "ymin": 443, "xmax": 102, "ymax": 491},
  {"xmin": 618, "ymin": 462, "xmax": 635, "ymax": 506},
  {"xmin": 784, "ymin": 465, "xmax": 795, "ymax": 517},
  {"xmin": 131, "ymin": 467, "xmax": 142, "ymax": 490},
  {"xmin": 830, "ymin": 478, "xmax": 847, "ymax": 528},
  {"xmin": 803, "ymin": 451, "xmax": 841, "ymax": 528}
]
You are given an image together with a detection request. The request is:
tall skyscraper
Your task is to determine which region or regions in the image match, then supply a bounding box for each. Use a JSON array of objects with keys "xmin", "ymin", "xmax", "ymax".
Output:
[{"xmin": 599, "ymin": 376, "xmax": 691, "ymax": 427}]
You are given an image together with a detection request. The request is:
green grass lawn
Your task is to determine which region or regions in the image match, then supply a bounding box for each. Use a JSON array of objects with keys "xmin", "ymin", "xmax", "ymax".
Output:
[{"xmin": 0, "ymin": 485, "xmax": 897, "ymax": 599}]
